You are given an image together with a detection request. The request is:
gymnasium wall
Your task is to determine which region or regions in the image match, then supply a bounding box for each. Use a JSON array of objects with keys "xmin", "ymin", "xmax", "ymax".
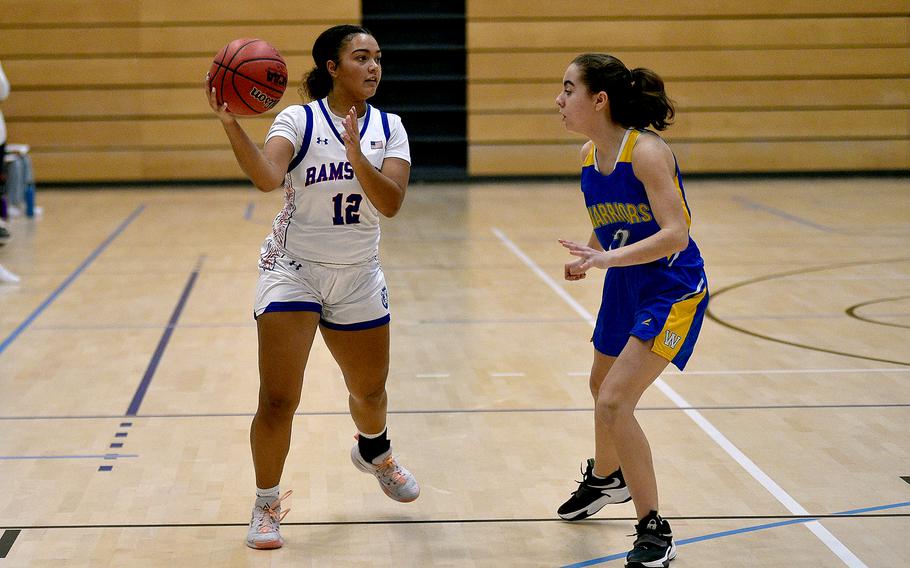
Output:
[
  {"xmin": 1, "ymin": 0, "xmax": 908, "ymax": 183},
  {"xmin": 467, "ymin": 0, "xmax": 910, "ymax": 175},
  {"xmin": 0, "ymin": 0, "xmax": 360, "ymax": 183}
]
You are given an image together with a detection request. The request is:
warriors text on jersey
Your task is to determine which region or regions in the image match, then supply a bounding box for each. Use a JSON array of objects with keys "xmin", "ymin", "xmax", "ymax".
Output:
[
  {"xmin": 582, "ymin": 128, "xmax": 708, "ymax": 370},
  {"xmin": 261, "ymin": 98, "xmax": 410, "ymax": 267},
  {"xmin": 582, "ymin": 128, "xmax": 703, "ymax": 270}
]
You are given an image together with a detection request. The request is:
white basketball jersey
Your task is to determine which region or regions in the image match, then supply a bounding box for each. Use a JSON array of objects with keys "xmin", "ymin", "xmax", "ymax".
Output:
[{"xmin": 260, "ymin": 98, "xmax": 410, "ymax": 266}]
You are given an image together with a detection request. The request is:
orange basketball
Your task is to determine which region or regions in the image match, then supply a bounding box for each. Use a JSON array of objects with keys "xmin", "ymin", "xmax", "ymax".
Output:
[{"xmin": 208, "ymin": 38, "xmax": 288, "ymax": 115}]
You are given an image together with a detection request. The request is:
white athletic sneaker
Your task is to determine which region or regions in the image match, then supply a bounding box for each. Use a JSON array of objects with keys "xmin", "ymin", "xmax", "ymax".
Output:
[
  {"xmin": 245, "ymin": 490, "xmax": 292, "ymax": 550},
  {"xmin": 351, "ymin": 445, "xmax": 420, "ymax": 503}
]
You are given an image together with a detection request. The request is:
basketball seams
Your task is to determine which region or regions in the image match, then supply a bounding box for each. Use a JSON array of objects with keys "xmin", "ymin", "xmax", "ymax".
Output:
[
  {"xmin": 210, "ymin": 38, "xmax": 287, "ymax": 115},
  {"xmin": 218, "ymin": 39, "xmax": 259, "ymax": 109},
  {"xmin": 233, "ymin": 58, "xmax": 288, "ymax": 95},
  {"xmin": 210, "ymin": 60, "xmax": 285, "ymax": 96}
]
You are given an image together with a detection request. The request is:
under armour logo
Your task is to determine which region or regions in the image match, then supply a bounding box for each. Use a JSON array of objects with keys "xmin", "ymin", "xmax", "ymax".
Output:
[
  {"xmin": 316, "ymin": 137, "xmax": 329, "ymax": 145},
  {"xmin": 288, "ymin": 260, "xmax": 303, "ymax": 271}
]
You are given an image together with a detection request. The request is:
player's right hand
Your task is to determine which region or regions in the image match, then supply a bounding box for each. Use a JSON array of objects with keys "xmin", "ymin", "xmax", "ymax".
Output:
[
  {"xmin": 564, "ymin": 258, "xmax": 587, "ymax": 281},
  {"xmin": 205, "ymin": 73, "xmax": 236, "ymax": 123}
]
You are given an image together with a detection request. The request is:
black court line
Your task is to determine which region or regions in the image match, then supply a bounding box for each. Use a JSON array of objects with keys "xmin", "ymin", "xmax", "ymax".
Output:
[
  {"xmin": 846, "ymin": 295, "xmax": 910, "ymax": 330},
  {"xmin": 5, "ymin": 513, "xmax": 908, "ymax": 531},
  {"xmin": 0, "ymin": 530, "xmax": 20, "ymax": 558},
  {"xmin": 125, "ymin": 257, "xmax": 204, "ymax": 416},
  {"xmin": 1, "ymin": 402, "xmax": 909, "ymax": 422},
  {"xmin": 706, "ymin": 257, "xmax": 910, "ymax": 367},
  {"xmin": 733, "ymin": 195, "xmax": 837, "ymax": 232}
]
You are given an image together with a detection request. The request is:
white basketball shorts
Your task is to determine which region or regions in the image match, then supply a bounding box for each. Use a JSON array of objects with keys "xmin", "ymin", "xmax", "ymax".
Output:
[{"xmin": 253, "ymin": 252, "xmax": 390, "ymax": 330}]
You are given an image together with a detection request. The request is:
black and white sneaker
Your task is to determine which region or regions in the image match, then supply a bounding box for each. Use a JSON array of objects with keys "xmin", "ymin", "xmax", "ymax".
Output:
[
  {"xmin": 625, "ymin": 510, "xmax": 677, "ymax": 567},
  {"xmin": 557, "ymin": 458, "xmax": 631, "ymax": 520}
]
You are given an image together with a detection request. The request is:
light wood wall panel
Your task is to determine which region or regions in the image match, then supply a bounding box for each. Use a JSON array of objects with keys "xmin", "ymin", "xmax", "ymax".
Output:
[
  {"xmin": 470, "ymin": 19, "xmax": 909, "ymax": 50},
  {"xmin": 470, "ymin": 110, "xmax": 909, "ymax": 143},
  {"xmin": 0, "ymin": 1, "xmax": 359, "ymax": 182},
  {"xmin": 2, "ymin": 56, "xmax": 318, "ymax": 88},
  {"xmin": 467, "ymin": 0, "xmax": 910, "ymax": 18},
  {"xmin": 0, "ymin": 0, "xmax": 358, "ymax": 24},
  {"xmin": 1, "ymin": 1, "xmax": 908, "ymax": 181},
  {"xmin": 466, "ymin": 1, "xmax": 910, "ymax": 175},
  {"xmin": 469, "ymin": 79, "xmax": 910, "ymax": 112},
  {"xmin": 0, "ymin": 25, "xmax": 334, "ymax": 58},
  {"xmin": 470, "ymin": 140, "xmax": 910, "ymax": 175},
  {"xmin": 468, "ymin": 49, "xmax": 910, "ymax": 81}
]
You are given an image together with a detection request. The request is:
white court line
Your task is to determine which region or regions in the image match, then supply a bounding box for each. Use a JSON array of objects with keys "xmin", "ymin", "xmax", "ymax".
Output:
[
  {"xmin": 492, "ymin": 227, "xmax": 867, "ymax": 568},
  {"xmin": 568, "ymin": 368, "xmax": 910, "ymax": 377}
]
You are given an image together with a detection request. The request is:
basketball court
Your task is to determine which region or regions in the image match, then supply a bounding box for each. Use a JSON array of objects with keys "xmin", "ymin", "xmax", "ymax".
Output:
[{"xmin": 0, "ymin": 176, "xmax": 908, "ymax": 566}]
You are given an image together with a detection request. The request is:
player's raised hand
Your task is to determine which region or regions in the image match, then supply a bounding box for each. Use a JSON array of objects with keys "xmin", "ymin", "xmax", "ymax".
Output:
[
  {"xmin": 204, "ymin": 73, "xmax": 235, "ymax": 124},
  {"xmin": 341, "ymin": 106, "xmax": 363, "ymax": 161}
]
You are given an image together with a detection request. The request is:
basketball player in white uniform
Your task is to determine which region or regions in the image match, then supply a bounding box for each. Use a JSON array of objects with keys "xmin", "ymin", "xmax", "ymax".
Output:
[{"xmin": 206, "ymin": 25, "xmax": 418, "ymax": 550}]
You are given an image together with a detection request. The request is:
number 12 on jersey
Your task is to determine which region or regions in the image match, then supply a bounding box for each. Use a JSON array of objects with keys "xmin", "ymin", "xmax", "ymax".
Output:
[{"xmin": 332, "ymin": 193, "xmax": 363, "ymax": 225}]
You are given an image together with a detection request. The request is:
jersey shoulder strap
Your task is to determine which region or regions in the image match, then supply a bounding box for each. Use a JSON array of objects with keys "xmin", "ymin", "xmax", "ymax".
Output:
[
  {"xmin": 379, "ymin": 109, "xmax": 391, "ymax": 142},
  {"xmin": 287, "ymin": 104, "xmax": 314, "ymax": 173}
]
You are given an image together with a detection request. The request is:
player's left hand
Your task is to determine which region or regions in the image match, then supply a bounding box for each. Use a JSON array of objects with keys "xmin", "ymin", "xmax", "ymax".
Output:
[
  {"xmin": 559, "ymin": 239, "xmax": 613, "ymax": 272},
  {"xmin": 341, "ymin": 106, "xmax": 364, "ymax": 161}
]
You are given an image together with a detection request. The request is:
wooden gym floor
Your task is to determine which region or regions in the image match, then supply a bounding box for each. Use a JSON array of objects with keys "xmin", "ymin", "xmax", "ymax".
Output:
[{"xmin": 0, "ymin": 176, "xmax": 908, "ymax": 567}]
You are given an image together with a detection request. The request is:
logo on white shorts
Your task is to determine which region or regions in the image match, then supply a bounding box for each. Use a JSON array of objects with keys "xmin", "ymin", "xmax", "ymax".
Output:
[{"xmin": 381, "ymin": 287, "xmax": 388, "ymax": 309}]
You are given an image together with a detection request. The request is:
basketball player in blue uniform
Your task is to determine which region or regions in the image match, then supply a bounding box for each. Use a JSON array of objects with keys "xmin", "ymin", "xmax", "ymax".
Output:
[
  {"xmin": 554, "ymin": 53, "xmax": 709, "ymax": 568},
  {"xmin": 206, "ymin": 25, "xmax": 418, "ymax": 550}
]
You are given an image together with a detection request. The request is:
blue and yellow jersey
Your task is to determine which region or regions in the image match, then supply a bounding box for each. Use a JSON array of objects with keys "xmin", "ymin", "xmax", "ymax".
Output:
[{"xmin": 581, "ymin": 128, "xmax": 703, "ymax": 270}]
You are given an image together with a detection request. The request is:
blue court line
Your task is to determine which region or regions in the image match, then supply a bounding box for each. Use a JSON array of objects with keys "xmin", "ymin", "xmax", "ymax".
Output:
[
  {"xmin": 0, "ymin": 454, "xmax": 138, "ymax": 460},
  {"xmin": 733, "ymin": 196, "xmax": 835, "ymax": 232},
  {"xmin": 559, "ymin": 501, "xmax": 910, "ymax": 568},
  {"xmin": 30, "ymin": 322, "xmax": 256, "ymax": 331},
  {"xmin": 244, "ymin": 201, "xmax": 255, "ymax": 220},
  {"xmin": 0, "ymin": 205, "xmax": 145, "ymax": 357},
  {"xmin": 125, "ymin": 257, "xmax": 204, "ymax": 416}
]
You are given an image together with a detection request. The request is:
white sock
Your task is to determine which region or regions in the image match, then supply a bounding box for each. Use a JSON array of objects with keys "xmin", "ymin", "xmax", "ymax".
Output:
[
  {"xmin": 255, "ymin": 484, "xmax": 280, "ymax": 508},
  {"xmin": 358, "ymin": 427, "xmax": 387, "ymax": 439}
]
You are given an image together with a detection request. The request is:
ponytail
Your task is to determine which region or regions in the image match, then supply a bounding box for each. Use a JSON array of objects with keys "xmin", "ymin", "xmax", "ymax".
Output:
[
  {"xmin": 572, "ymin": 53, "xmax": 675, "ymax": 131},
  {"xmin": 301, "ymin": 64, "xmax": 332, "ymax": 101},
  {"xmin": 624, "ymin": 67, "xmax": 675, "ymax": 131}
]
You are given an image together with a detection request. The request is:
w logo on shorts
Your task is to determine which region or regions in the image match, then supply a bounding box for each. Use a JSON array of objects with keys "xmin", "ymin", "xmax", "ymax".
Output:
[
  {"xmin": 381, "ymin": 287, "xmax": 389, "ymax": 309},
  {"xmin": 663, "ymin": 330, "xmax": 682, "ymax": 349}
]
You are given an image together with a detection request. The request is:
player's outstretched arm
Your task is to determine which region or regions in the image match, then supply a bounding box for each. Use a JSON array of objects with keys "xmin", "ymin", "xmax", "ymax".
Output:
[{"xmin": 204, "ymin": 73, "xmax": 291, "ymax": 192}]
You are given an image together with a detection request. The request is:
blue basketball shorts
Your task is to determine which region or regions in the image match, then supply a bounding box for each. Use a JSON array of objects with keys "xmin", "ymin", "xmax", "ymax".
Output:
[{"xmin": 591, "ymin": 262, "xmax": 708, "ymax": 370}]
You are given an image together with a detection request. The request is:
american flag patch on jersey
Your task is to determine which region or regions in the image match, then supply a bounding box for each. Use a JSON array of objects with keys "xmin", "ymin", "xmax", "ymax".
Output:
[{"xmin": 371, "ymin": 140, "xmax": 384, "ymax": 149}]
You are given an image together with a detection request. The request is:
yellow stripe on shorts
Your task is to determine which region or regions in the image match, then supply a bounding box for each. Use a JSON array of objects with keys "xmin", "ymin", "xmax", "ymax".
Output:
[{"xmin": 651, "ymin": 288, "xmax": 707, "ymax": 361}]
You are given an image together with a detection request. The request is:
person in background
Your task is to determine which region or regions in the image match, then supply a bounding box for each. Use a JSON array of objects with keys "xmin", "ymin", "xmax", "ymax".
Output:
[{"xmin": 0, "ymin": 59, "xmax": 21, "ymax": 284}]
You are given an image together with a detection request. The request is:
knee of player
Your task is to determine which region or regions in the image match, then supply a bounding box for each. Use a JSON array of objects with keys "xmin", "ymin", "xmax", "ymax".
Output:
[
  {"xmin": 258, "ymin": 392, "xmax": 301, "ymax": 418},
  {"xmin": 349, "ymin": 381, "xmax": 388, "ymax": 404},
  {"xmin": 594, "ymin": 392, "xmax": 632, "ymax": 427}
]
